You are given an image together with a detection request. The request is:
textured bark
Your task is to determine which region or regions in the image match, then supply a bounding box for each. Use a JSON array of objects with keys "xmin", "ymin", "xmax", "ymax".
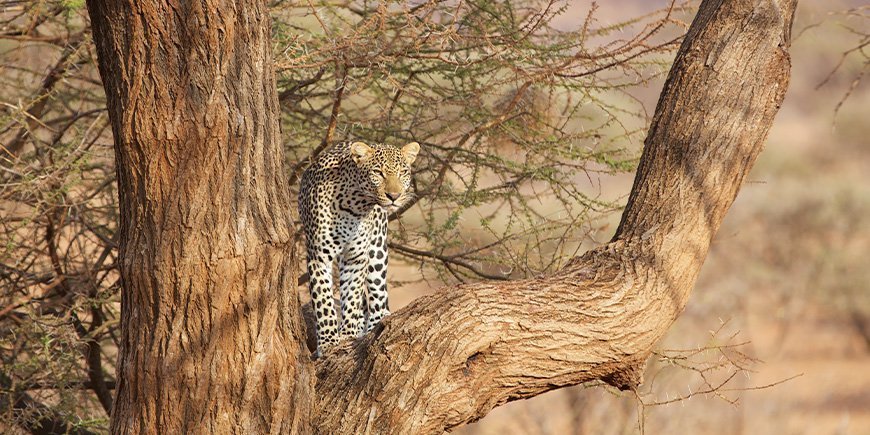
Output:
[
  {"xmin": 312, "ymin": 0, "xmax": 796, "ymax": 432},
  {"xmin": 86, "ymin": 1, "xmax": 313, "ymax": 433},
  {"xmin": 87, "ymin": 0, "xmax": 795, "ymax": 433}
]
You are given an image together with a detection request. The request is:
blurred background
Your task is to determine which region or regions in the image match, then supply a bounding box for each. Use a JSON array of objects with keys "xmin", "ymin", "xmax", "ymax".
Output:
[{"xmin": 1, "ymin": 0, "xmax": 867, "ymax": 433}]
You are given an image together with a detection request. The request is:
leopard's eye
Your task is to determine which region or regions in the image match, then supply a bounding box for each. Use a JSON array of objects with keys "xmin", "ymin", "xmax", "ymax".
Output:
[{"xmin": 373, "ymin": 169, "xmax": 385, "ymax": 178}]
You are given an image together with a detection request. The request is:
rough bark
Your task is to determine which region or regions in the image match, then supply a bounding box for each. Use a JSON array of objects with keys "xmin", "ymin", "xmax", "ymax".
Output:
[
  {"xmin": 87, "ymin": 0, "xmax": 795, "ymax": 433},
  {"xmin": 312, "ymin": 0, "xmax": 796, "ymax": 432},
  {"xmin": 86, "ymin": 1, "xmax": 313, "ymax": 433}
]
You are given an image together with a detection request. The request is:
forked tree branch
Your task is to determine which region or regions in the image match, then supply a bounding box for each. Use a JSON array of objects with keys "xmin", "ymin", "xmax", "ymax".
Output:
[{"xmin": 311, "ymin": 0, "xmax": 796, "ymax": 432}]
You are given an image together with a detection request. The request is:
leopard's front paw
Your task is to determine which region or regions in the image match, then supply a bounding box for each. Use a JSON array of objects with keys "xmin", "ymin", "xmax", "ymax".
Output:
[
  {"xmin": 365, "ymin": 309, "xmax": 390, "ymax": 332},
  {"xmin": 315, "ymin": 336, "xmax": 341, "ymax": 358},
  {"xmin": 338, "ymin": 326, "xmax": 364, "ymax": 341}
]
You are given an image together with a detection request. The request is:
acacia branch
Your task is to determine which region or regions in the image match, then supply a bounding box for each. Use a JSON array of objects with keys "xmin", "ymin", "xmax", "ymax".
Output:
[
  {"xmin": 388, "ymin": 241, "xmax": 510, "ymax": 281},
  {"xmin": 311, "ymin": 0, "xmax": 796, "ymax": 432},
  {"xmin": 0, "ymin": 372, "xmax": 98, "ymax": 435},
  {"xmin": 3, "ymin": 32, "xmax": 86, "ymax": 157},
  {"xmin": 289, "ymin": 64, "xmax": 347, "ymax": 185}
]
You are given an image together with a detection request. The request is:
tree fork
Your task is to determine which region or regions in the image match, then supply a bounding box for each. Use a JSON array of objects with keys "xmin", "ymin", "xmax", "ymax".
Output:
[
  {"xmin": 311, "ymin": 0, "xmax": 795, "ymax": 432},
  {"xmin": 86, "ymin": 0, "xmax": 795, "ymax": 433}
]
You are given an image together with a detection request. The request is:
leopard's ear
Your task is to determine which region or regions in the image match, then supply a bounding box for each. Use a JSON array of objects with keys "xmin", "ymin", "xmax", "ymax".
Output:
[
  {"xmin": 350, "ymin": 142, "xmax": 374, "ymax": 164},
  {"xmin": 401, "ymin": 142, "xmax": 420, "ymax": 165}
]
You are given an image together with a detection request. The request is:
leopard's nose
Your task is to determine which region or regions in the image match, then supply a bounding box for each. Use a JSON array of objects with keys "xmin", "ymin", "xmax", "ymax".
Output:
[{"xmin": 386, "ymin": 192, "xmax": 400, "ymax": 202}]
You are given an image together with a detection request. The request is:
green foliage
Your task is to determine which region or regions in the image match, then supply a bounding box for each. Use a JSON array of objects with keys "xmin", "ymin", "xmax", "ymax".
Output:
[
  {"xmin": 275, "ymin": 0, "xmax": 684, "ymax": 281},
  {"xmin": 62, "ymin": 0, "xmax": 86, "ymax": 11}
]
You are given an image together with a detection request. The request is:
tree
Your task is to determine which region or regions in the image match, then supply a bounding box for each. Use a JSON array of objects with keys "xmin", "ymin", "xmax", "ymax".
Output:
[
  {"xmin": 3, "ymin": 0, "xmax": 794, "ymax": 432},
  {"xmin": 311, "ymin": 0, "xmax": 795, "ymax": 430},
  {"xmin": 0, "ymin": 1, "xmax": 682, "ymax": 431},
  {"xmin": 84, "ymin": 1, "xmax": 312, "ymax": 432}
]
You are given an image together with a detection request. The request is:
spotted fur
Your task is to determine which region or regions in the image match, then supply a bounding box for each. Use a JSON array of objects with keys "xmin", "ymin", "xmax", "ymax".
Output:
[{"xmin": 299, "ymin": 140, "xmax": 420, "ymax": 355}]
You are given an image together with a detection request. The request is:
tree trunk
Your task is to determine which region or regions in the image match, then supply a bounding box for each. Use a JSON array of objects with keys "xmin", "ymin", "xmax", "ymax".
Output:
[
  {"xmin": 85, "ymin": 1, "xmax": 313, "ymax": 433},
  {"xmin": 87, "ymin": 0, "xmax": 795, "ymax": 433}
]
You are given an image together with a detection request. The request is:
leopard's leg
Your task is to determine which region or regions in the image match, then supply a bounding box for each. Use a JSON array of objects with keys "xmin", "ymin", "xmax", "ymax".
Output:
[
  {"xmin": 307, "ymin": 240, "xmax": 340, "ymax": 356},
  {"xmin": 338, "ymin": 239, "xmax": 367, "ymax": 340},
  {"xmin": 365, "ymin": 206, "xmax": 391, "ymax": 332}
]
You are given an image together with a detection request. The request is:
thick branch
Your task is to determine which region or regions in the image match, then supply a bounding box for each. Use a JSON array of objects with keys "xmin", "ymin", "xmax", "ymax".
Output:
[{"xmin": 312, "ymin": 0, "xmax": 795, "ymax": 433}]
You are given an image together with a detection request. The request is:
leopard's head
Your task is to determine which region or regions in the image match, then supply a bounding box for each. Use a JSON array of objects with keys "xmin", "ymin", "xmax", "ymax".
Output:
[{"xmin": 350, "ymin": 141, "xmax": 421, "ymax": 210}]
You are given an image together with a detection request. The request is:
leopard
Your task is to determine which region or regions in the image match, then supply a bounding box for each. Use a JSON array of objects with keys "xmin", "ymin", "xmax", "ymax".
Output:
[{"xmin": 298, "ymin": 140, "xmax": 420, "ymax": 355}]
